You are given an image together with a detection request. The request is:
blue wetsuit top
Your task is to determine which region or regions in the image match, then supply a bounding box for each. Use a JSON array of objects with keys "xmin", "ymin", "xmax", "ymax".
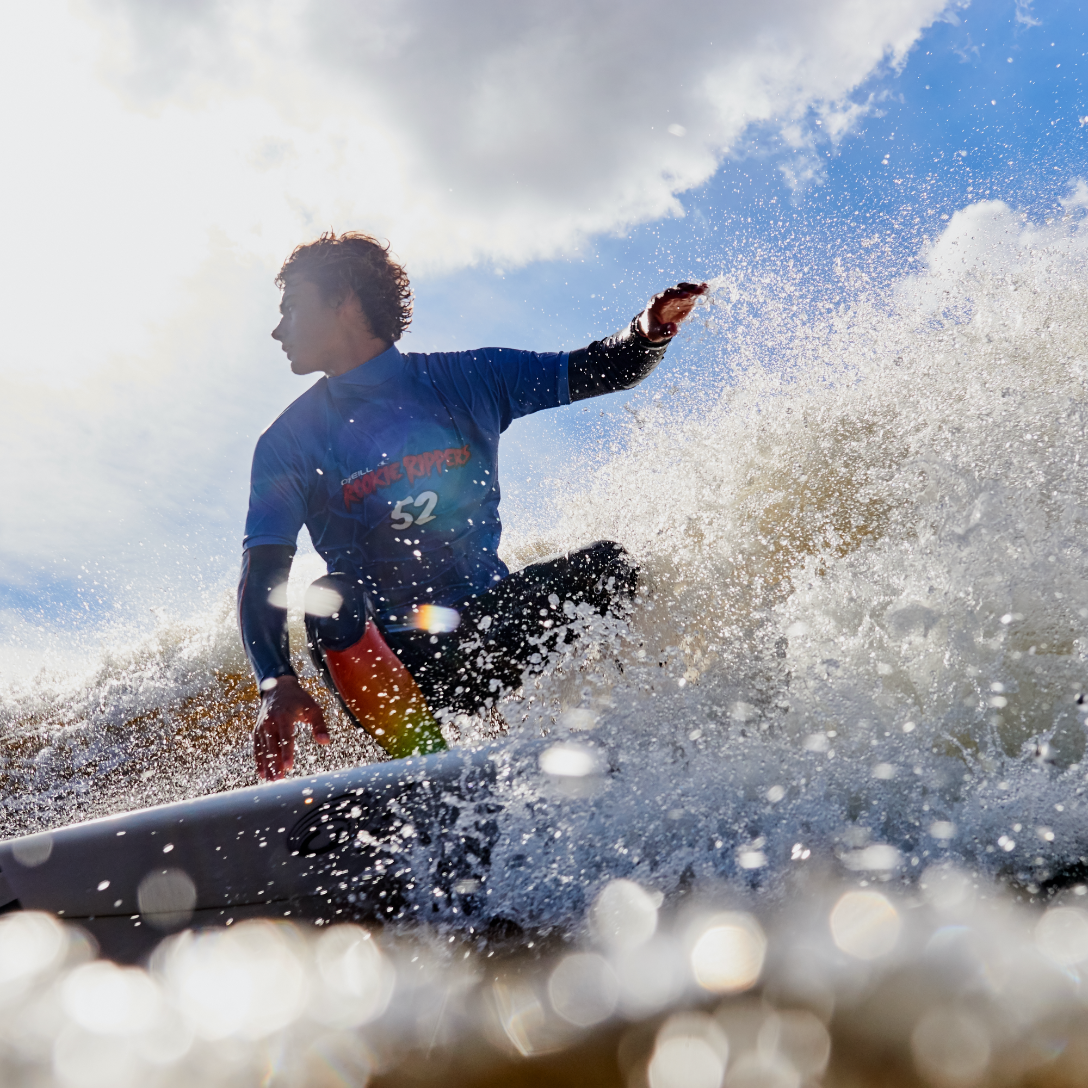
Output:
[
  {"xmin": 243, "ymin": 342, "xmax": 569, "ymax": 623},
  {"xmin": 239, "ymin": 319, "xmax": 670, "ymax": 684}
]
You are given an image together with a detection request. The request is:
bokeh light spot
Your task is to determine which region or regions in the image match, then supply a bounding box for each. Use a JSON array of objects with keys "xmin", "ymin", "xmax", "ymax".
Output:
[
  {"xmin": 1035, "ymin": 907, "xmax": 1088, "ymax": 967},
  {"xmin": 547, "ymin": 953, "xmax": 618, "ymax": 1027},
  {"xmin": 830, "ymin": 891, "xmax": 901, "ymax": 960},
  {"xmin": 137, "ymin": 868, "xmax": 197, "ymax": 930},
  {"xmin": 312, "ymin": 924, "xmax": 395, "ymax": 1027},
  {"xmin": 0, "ymin": 911, "xmax": 67, "ymax": 988},
  {"xmin": 648, "ymin": 1013, "xmax": 729, "ymax": 1088},
  {"xmin": 690, "ymin": 913, "xmax": 766, "ymax": 993},
  {"xmin": 304, "ymin": 584, "xmax": 344, "ymax": 618},
  {"xmin": 62, "ymin": 961, "xmax": 159, "ymax": 1036},
  {"xmin": 590, "ymin": 879, "xmax": 659, "ymax": 951},
  {"xmin": 911, "ymin": 1008, "xmax": 991, "ymax": 1086},
  {"xmin": 539, "ymin": 743, "xmax": 599, "ymax": 777}
]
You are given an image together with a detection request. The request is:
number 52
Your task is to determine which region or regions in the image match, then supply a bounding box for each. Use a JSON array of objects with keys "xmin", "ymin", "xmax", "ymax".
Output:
[{"xmin": 390, "ymin": 491, "xmax": 438, "ymax": 530}]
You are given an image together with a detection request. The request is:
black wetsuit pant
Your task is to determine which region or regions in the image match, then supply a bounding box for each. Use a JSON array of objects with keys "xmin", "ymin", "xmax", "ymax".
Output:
[{"xmin": 306, "ymin": 540, "xmax": 638, "ymax": 719}]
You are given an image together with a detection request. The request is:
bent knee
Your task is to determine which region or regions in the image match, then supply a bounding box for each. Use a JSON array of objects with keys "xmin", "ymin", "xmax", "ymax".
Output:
[
  {"xmin": 577, "ymin": 540, "xmax": 639, "ymax": 583},
  {"xmin": 304, "ymin": 574, "xmax": 370, "ymax": 651}
]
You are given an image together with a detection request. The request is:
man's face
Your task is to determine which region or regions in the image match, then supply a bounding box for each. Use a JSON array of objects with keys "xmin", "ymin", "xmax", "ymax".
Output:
[{"xmin": 271, "ymin": 277, "xmax": 344, "ymax": 376}]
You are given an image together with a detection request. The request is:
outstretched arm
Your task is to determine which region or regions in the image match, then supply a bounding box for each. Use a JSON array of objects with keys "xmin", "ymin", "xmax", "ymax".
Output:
[
  {"xmin": 569, "ymin": 282, "xmax": 707, "ymax": 401},
  {"xmin": 238, "ymin": 544, "xmax": 329, "ymax": 780}
]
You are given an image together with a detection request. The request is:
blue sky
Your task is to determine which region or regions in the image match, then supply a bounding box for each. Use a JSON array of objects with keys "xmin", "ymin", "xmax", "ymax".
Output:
[
  {"xmin": 416, "ymin": 0, "xmax": 1085, "ymax": 347},
  {"xmin": 0, "ymin": 0, "xmax": 1084, "ymax": 657},
  {"xmin": 410, "ymin": 0, "xmax": 1085, "ymax": 530}
]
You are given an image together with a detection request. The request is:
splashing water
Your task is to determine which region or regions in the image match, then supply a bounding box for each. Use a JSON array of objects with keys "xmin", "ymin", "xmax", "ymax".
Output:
[
  {"xmin": 496, "ymin": 191, "xmax": 1088, "ymax": 903},
  {"xmin": 3, "ymin": 193, "xmax": 1088, "ymax": 923}
]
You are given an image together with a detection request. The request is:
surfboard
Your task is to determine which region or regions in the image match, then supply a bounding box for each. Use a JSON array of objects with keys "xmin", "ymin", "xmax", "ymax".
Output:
[{"xmin": 0, "ymin": 738, "xmax": 562, "ymax": 961}]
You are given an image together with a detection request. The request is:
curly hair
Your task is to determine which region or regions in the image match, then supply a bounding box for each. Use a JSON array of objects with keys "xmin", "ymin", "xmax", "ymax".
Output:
[{"xmin": 275, "ymin": 231, "xmax": 413, "ymax": 343}]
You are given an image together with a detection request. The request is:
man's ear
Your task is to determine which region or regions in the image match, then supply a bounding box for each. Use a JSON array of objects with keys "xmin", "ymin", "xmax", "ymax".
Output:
[
  {"xmin": 336, "ymin": 290, "xmax": 372, "ymax": 331},
  {"xmin": 325, "ymin": 286, "xmax": 350, "ymax": 312}
]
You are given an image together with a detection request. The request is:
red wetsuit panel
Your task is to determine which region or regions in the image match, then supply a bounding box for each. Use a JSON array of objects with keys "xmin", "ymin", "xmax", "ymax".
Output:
[{"xmin": 322, "ymin": 621, "xmax": 445, "ymax": 758}]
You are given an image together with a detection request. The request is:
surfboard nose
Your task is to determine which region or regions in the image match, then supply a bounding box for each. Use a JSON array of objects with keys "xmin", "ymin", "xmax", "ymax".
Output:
[{"xmin": 0, "ymin": 744, "xmax": 502, "ymax": 962}]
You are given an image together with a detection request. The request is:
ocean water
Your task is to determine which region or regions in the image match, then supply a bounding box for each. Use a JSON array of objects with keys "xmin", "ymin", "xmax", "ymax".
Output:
[{"xmin": 2, "ymin": 193, "xmax": 1088, "ymax": 1083}]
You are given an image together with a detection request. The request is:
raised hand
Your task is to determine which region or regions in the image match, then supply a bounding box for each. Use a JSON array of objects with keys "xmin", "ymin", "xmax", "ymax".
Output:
[
  {"xmin": 637, "ymin": 281, "xmax": 709, "ymax": 342},
  {"xmin": 254, "ymin": 675, "xmax": 330, "ymax": 781}
]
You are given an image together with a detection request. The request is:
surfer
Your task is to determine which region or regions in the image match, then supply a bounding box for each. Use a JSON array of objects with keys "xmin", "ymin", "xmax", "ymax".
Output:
[{"xmin": 239, "ymin": 231, "xmax": 705, "ymax": 779}]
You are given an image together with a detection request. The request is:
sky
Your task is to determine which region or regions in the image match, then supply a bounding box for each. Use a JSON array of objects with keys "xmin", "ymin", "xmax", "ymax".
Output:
[{"xmin": 0, "ymin": 0, "xmax": 1084, "ymax": 661}]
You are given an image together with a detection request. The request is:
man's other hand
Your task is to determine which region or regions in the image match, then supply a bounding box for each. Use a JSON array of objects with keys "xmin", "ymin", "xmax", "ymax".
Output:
[
  {"xmin": 637, "ymin": 281, "xmax": 709, "ymax": 342},
  {"xmin": 254, "ymin": 675, "xmax": 330, "ymax": 781}
]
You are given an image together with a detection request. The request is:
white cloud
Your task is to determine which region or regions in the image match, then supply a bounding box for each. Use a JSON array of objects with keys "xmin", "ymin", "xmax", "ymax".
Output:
[
  {"xmin": 101, "ymin": 0, "xmax": 947, "ymax": 261},
  {"xmin": 0, "ymin": 0, "xmax": 953, "ymax": 632},
  {"xmin": 1, "ymin": 0, "xmax": 949, "ymax": 385},
  {"xmin": 0, "ymin": 256, "xmax": 293, "ymax": 612},
  {"xmin": 1014, "ymin": 0, "xmax": 1042, "ymax": 27}
]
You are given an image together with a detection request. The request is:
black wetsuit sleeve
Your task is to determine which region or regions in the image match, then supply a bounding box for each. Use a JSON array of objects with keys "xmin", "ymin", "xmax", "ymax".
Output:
[
  {"xmin": 237, "ymin": 544, "xmax": 296, "ymax": 686},
  {"xmin": 567, "ymin": 317, "xmax": 672, "ymax": 402}
]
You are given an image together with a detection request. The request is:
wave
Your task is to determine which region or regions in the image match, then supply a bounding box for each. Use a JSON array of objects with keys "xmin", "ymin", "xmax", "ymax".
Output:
[{"xmin": 4, "ymin": 195, "xmax": 1088, "ymax": 912}]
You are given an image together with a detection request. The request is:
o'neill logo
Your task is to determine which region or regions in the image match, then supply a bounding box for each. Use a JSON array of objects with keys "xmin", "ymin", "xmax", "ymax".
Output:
[{"xmin": 341, "ymin": 444, "xmax": 471, "ymax": 509}]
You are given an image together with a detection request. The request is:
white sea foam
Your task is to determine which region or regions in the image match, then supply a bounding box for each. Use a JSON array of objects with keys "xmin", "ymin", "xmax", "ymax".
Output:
[{"xmin": 489, "ymin": 190, "xmax": 1088, "ymax": 913}]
